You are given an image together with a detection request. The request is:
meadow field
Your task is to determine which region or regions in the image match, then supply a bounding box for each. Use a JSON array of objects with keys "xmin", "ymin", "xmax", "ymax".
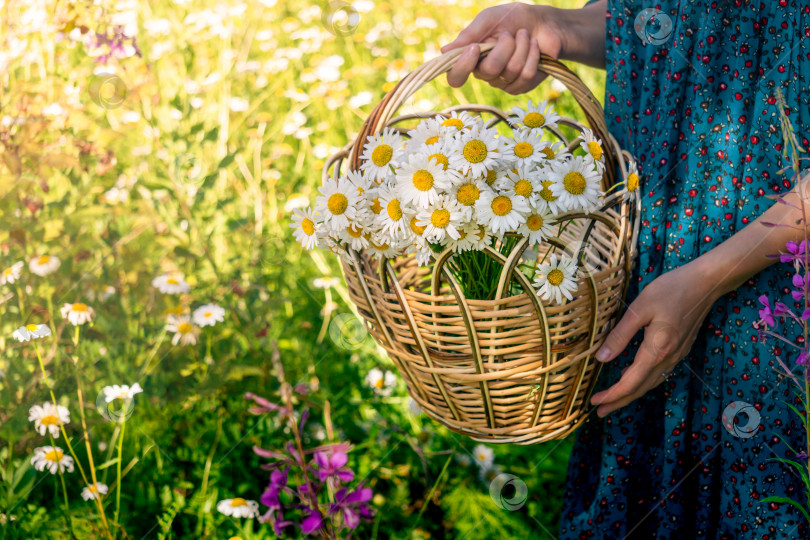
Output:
[{"xmin": 0, "ymin": 0, "xmax": 605, "ymax": 537}]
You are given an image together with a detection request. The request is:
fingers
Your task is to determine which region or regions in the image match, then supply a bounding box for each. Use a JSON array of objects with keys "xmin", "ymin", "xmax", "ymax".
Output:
[
  {"xmin": 440, "ymin": 8, "xmax": 494, "ymax": 53},
  {"xmin": 446, "ymin": 44, "xmax": 481, "ymax": 88},
  {"xmin": 499, "ymin": 29, "xmax": 529, "ymax": 84},
  {"xmin": 502, "ymin": 37, "xmax": 545, "ymax": 95},
  {"xmin": 474, "ymin": 32, "xmax": 516, "ymax": 82},
  {"xmin": 594, "ymin": 302, "xmax": 650, "ymax": 363}
]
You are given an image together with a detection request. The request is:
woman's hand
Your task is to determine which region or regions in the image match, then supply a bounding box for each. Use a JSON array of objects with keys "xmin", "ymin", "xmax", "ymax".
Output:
[
  {"xmin": 589, "ymin": 259, "xmax": 720, "ymax": 417},
  {"xmin": 440, "ymin": 1, "xmax": 607, "ymax": 94}
]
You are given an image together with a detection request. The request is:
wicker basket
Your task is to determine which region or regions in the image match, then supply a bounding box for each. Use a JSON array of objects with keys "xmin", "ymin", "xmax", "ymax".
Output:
[{"xmin": 323, "ymin": 43, "xmax": 641, "ymax": 444}]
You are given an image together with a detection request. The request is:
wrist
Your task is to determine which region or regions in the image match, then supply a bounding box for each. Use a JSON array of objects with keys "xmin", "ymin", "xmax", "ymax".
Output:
[{"xmin": 547, "ymin": 3, "xmax": 606, "ymax": 67}]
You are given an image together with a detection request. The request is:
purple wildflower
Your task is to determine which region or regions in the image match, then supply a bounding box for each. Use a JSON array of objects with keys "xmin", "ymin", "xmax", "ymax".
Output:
[
  {"xmin": 798, "ymin": 349, "xmax": 810, "ymax": 366},
  {"xmin": 758, "ymin": 295, "xmax": 787, "ymax": 327},
  {"xmin": 315, "ymin": 449, "xmax": 354, "ymax": 483},
  {"xmin": 329, "ymin": 486, "xmax": 375, "ymax": 530},
  {"xmin": 300, "ymin": 509, "xmax": 324, "ymax": 535},
  {"xmin": 780, "ymin": 240, "xmax": 807, "ymax": 263}
]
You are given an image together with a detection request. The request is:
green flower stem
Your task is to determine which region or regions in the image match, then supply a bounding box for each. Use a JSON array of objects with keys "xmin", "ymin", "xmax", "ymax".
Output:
[
  {"xmin": 114, "ymin": 414, "xmax": 127, "ymax": 528},
  {"xmin": 48, "ymin": 432, "xmax": 75, "ymax": 539}
]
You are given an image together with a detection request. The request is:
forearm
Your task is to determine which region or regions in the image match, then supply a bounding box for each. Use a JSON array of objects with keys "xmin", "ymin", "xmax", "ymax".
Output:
[{"xmin": 552, "ymin": 1, "xmax": 607, "ymax": 68}]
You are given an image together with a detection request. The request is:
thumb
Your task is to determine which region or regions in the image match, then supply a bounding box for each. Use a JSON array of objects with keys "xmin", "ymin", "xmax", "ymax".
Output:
[
  {"xmin": 595, "ymin": 305, "xmax": 649, "ymax": 362},
  {"xmin": 441, "ymin": 13, "xmax": 493, "ymax": 53}
]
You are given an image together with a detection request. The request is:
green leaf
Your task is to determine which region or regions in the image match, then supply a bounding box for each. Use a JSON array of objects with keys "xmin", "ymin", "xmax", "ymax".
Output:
[{"xmin": 761, "ymin": 496, "xmax": 810, "ymax": 524}]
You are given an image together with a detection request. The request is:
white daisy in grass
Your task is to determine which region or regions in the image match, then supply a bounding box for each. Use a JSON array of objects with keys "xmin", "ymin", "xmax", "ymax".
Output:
[
  {"xmin": 518, "ymin": 209, "xmax": 556, "ymax": 245},
  {"xmin": 579, "ymin": 128, "xmax": 605, "ymax": 169},
  {"xmin": 217, "ymin": 498, "xmax": 260, "ymax": 518},
  {"xmin": 29, "ymin": 255, "xmax": 60, "ymax": 277},
  {"xmin": 30, "ymin": 446, "xmax": 74, "ymax": 475},
  {"xmin": 623, "ymin": 157, "xmax": 640, "ymax": 202},
  {"xmin": 359, "ymin": 127, "xmax": 404, "ymax": 180},
  {"xmin": 61, "ymin": 302, "xmax": 94, "ymax": 326},
  {"xmin": 471, "ymin": 444, "xmax": 494, "ymax": 470},
  {"xmin": 437, "ymin": 110, "xmax": 478, "ymax": 133},
  {"xmin": 166, "ymin": 315, "xmax": 200, "ymax": 346},
  {"xmin": 28, "ymin": 402, "xmax": 70, "ymax": 438},
  {"xmin": 405, "ymin": 117, "xmax": 445, "ymax": 154},
  {"xmin": 476, "ymin": 190, "xmax": 530, "ymax": 236},
  {"xmin": 395, "ymin": 153, "xmax": 450, "ymax": 207},
  {"xmin": 152, "ymin": 273, "xmax": 191, "ymax": 295},
  {"xmin": 81, "ymin": 482, "xmax": 109, "ymax": 501},
  {"xmin": 192, "ymin": 304, "xmax": 225, "ymax": 327},
  {"xmin": 534, "ymin": 253, "xmax": 579, "ymax": 303},
  {"xmin": 338, "ymin": 221, "xmax": 371, "ymax": 251},
  {"xmin": 479, "ymin": 465, "xmax": 504, "ymax": 485},
  {"xmin": 12, "ymin": 323, "xmax": 51, "ymax": 342},
  {"xmin": 1, "ymin": 261, "xmax": 24, "ymax": 285},
  {"xmin": 448, "ymin": 177, "xmax": 486, "ymax": 220},
  {"xmin": 501, "ymin": 128, "xmax": 550, "ymax": 168},
  {"xmin": 102, "ymin": 383, "xmax": 143, "ymax": 402},
  {"xmin": 290, "ymin": 206, "xmax": 320, "ymax": 250},
  {"xmin": 416, "ymin": 195, "xmax": 464, "ymax": 244},
  {"xmin": 499, "ymin": 166, "xmax": 541, "ymax": 209},
  {"xmin": 376, "ymin": 184, "xmax": 411, "ymax": 238},
  {"xmin": 449, "ymin": 124, "xmax": 502, "ymax": 177},
  {"xmin": 547, "ymin": 155, "xmax": 603, "ymax": 212},
  {"xmin": 365, "ymin": 367, "xmax": 397, "ymax": 396},
  {"xmin": 508, "ymin": 99, "xmax": 560, "ymax": 131},
  {"xmin": 315, "ymin": 176, "xmax": 362, "ymax": 232},
  {"xmin": 366, "ymin": 232, "xmax": 399, "ymax": 260}
]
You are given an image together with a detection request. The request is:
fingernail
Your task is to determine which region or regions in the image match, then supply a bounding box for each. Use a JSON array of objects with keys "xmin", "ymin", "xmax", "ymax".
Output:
[
  {"xmin": 595, "ymin": 346, "xmax": 611, "ymax": 362},
  {"xmin": 590, "ymin": 394, "xmax": 601, "ymax": 405}
]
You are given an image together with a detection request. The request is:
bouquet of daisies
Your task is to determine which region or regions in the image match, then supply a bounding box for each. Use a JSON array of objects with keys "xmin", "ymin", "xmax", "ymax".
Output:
[{"xmin": 292, "ymin": 100, "xmax": 612, "ymax": 303}]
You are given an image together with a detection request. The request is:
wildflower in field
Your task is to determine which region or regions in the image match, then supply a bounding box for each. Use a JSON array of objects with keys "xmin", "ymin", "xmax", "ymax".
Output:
[
  {"xmin": 217, "ymin": 498, "xmax": 260, "ymax": 518},
  {"xmin": 30, "ymin": 446, "xmax": 74, "ymax": 474},
  {"xmin": 547, "ymin": 156, "xmax": 603, "ymax": 212},
  {"xmin": 757, "ymin": 295, "xmax": 787, "ymax": 328},
  {"xmin": 166, "ymin": 315, "xmax": 200, "ymax": 345},
  {"xmin": 81, "ymin": 482, "xmax": 109, "ymax": 501},
  {"xmin": 28, "ymin": 402, "xmax": 70, "ymax": 438},
  {"xmin": 534, "ymin": 254, "xmax": 579, "ymax": 303},
  {"xmin": 472, "ymin": 444, "xmax": 494, "ymax": 470},
  {"xmin": 313, "ymin": 277, "xmax": 341, "ymax": 289},
  {"xmin": 102, "ymin": 383, "xmax": 143, "ymax": 402},
  {"xmin": 12, "ymin": 324, "xmax": 51, "ymax": 342},
  {"xmin": 479, "ymin": 465, "xmax": 503, "ymax": 484},
  {"xmin": 152, "ymin": 273, "xmax": 191, "ymax": 294},
  {"xmin": 780, "ymin": 239, "xmax": 807, "ymax": 264},
  {"xmin": 476, "ymin": 189, "xmax": 530, "ymax": 235},
  {"xmin": 1, "ymin": 261, "xmax": 24, "ymax": 285},
  {"xmin": 407, "ymin": 397, "xmax": 422, "ymax": 415},
  {"xmin": 456, "ymin": 452, "xmax": 472, "ymax": 466},
  {"xmin": 329, "ymin": 486, "xmax": 374, "ymax": 530},
  {"xmin": 290, "ymin": 206, "xmax": 320, "ymax": 250},
  {"xmin": 192, "ymin": 303, "xmax": 225, "ymax": 327},
  {"xmin": 365, "ymin": 368, "xmax": 396, "ymax": 396},
  {"xmin": 508, "ymin": 99, "xmax": 560, "ymax": 131},
  {"xmin": 315, "ymin": 449, "xmax": 354, "ymax": 483},
  {"xmin": 61, "ymin": 302, "xmax": 95, "ymax": 326},
  {"xmin": 449, "ymin": 124, "xmax": 501, "ymax": 177},
  {"xmin": 28, "ymin": 255, "xmax": 60, "ymax": 276}
]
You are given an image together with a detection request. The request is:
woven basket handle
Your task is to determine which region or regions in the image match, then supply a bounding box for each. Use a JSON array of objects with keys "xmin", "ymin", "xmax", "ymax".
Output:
[{"xmin": 349, "ymin": 42, "xmax": 616, "ymax": 187}]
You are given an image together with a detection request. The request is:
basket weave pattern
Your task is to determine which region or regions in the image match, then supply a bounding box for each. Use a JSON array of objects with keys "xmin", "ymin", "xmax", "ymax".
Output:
[{"xmin": 325, "ymin": 45, "xmax": 640, "ymax": 444}]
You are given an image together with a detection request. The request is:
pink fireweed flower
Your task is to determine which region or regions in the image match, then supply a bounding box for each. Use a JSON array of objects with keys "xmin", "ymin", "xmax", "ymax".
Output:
[
  {"xmin": 314, "ymin": 449, "xmax": 354, "ymax": 483},
  {"xmin": 758, "ymin": 295, "xmax": 787, "ymax": 327},
  {"xmin": 798, "ymin": 349, "xmax": 810, "ymax": 366},
  {"xmin": 780, "ymin": 240, "xmax": 808, "ymax": 264},
  {"xmin": 792, "ymin": 273, "xmax": 806, "ymax": 301},
  {"xmin": 329, "ymin": 486, "xmax": 374, "ymax": 530}
]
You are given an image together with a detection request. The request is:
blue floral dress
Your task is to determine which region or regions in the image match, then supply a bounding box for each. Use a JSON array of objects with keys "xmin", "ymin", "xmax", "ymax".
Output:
[{"xmin": 560, "ymin": 2, "xmax": 810, "ymax": 538}]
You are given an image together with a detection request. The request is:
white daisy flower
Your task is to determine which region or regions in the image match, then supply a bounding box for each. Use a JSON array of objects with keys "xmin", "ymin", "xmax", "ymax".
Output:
[
  {"xmin": 449, "ymin": 221, "xmax": 484, "ymax": 253},
  {"xmin": 479, "ymin": 465, "xmax": 504, "ymax": 485},
  {"xmin": 28, "ymin": 402, "xmax": 70, "ymax": 438},
  {"xmin": 400, "ymin": 235, "xmax": 435, "ymax": 267},
  {"xmin": 29, "ymin": 255, "xmax": 61, "ymax": 277},
  {"xmin": 192, "ymin": 304, "xmax": 225, "ymax": 327},
  {"xmin": 405, "ymin": 117, "xmax": 445, "ymax": 154},
  {"xmin": 315, "ymin": 176, "xmax": 362, "ymax": 232},
  {"xmin": 475, "ymin": 190, "xmax": 530, "ymax": 235},
  {"xmin": 359, "ymin": 127, "xmax": 404, "ymax": 180},
  {"xmin": 290, "ymin": 206, "xmax": 320, "ymax": 250},
  {"xmin": 166, "ymin": 315, "xmax": 200, "ymax": 346},
  {"xmin": 345, "ymin": 169, "xmax": 376, "ymax": 207},
  {"xmin": 538, "ymin": 141, "xmax": 568, "ymax": 163},
  {"xmin": 436, "ymin": 110, "xmax": 478, "ymax": 134},
  {"xmin": 60, "ymin": 302, "xmax": 95, "ymax": 326},
  {"xmin": 508, "ymin": 99, "xmax": 560, "ymax": 131},
  {"xmin": 448, "ymin": 177, "xmax": 486, "ymax": 219},
  {"xmin": 467, "ymin": 224, "xmax": 493, "ymax": 251},
  {"xmin": 547, "ymin": 156, "xmax": 603, "ymax": 212},
  {"xmin": 30, "ymin": 446, "xmax": 74, "ymax": 475},
  {"xmin": 1, "ymin": 261, "xmax": 24, "ymax": 285},
  {"xmin": 395, "ymin": 153, "xmax": 451, "ymax": 207},
  {"xmin": 471, "ymin": 444, "xmax": 494, "ymax": 470},
  {"xmin": 534, "ymin": 253, "xmax": 579, "ymax": 303},
  {"xmin": 456, "ymin": 453, "xmax": 472, "ymax": 466},
  {"xmin": 518, "ymin": 209, "xmax": 556, "ymax": 245},
  {"xmin": 501, "ymin": 129, "xmax": 550, "ymax": 168},
  {"xmin": 365, "ymin": 367, "xmax": 397, "ymax": 396},
  {"xmin": 81, "ymin": 482, "xmax": 109, "ymax": 501},
  {"xmin": 623, "ymin": 158, "xmax": 640, "ymax": 202},
  {"xmin": 416, "ymin": 195, "xmax": 464, "ymax": 244},
  {"xmin": 152, "ymin": 273, "xmax": 191, "ymax": 295},
  {"xmin": 102, "ymin": 383, "xmax": 143, "ymax": 402},
  {"xmin": 499, "ymin": 166, "xmax": 540, "ymax": 208},
  {"xmin": 535, "ymin": 178, "xmax": 566, "ymax": 215},
  {"xmin": 422, "ymin": 138, "xmax": 460, "ymax": 178},
  {"xmin": 579, "ymin": 128, "xmax": 605, "ymax": 169},
  {"xmin": 376, "ymin": 184, "xmax": 411, "ymax": 238},
  {"xmin": 449, "ymin": 124, "xmax": 502, "ymax": 177},
  {"xmin": 482, "ymin": 165, "xmax": 507, "ymax": 189},
  {"xmin": 12, "ymin": 323, "xmax": 51, "ymax": 342},
  {"xmin": 217, "ymin": 498, "xmax": 260, "ymax": 518},
  {"xmin": 366, "ymin": 233, "xmax": 400, "ymax": 260},
  {"xmin": 337, "ymin": 221, "xmax": 371, "ymax": 251}
]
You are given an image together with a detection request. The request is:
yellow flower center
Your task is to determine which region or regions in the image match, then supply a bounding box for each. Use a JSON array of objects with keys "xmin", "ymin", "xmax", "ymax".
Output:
[
  {"xmin": 165, "ymin": 306, "xmax": 185, "ymax": 316},
  {"xmin": 301, "ymin": 217, "xmax": 316, "ymax": 235},
  {"xmin": 371, "ymin": 144, "xmax": 393, "ymax": 166},
  {"xmin": 541, "ymin": 147, "xmax": 555, "ymax": 160},
  {"xmin": 375, "ymin": 378, "xmax": 384, "ymax": 388},
  {"xmin": 428, "ymin": 153, "xmax": 449, "ymax": 170},
  {"xmin": 71, "ymin": 303, "xmax": 88, "ymax": 312},
  {"xmin": 563, "ymin": 172, "xmax": 587, "ymax": 195},
  {"xmin": 41, "ymin": 415, "xmax": 60, "ymax": 426},
  {"xmin": 230, "ymin": 498, "xmax": 248, "ymax": 507},
  {"xmin": 204, "ymin": 312, "xmax": 212, "ymax": 317},
  {"xmin": 38, "ymin": 255, "xmax": 50, "ymax": 264},
  {"xmin": 431, "ymin": 209, "xmax": 450, "ymax": 228},
  {"xmin": 425, "ymin": 135, "xmax": 440, "ymax": 146},
  {"xmin": 526, "ymin": 215, "xmax": 544, "ymax": 231},
  {"xmin": 456, "ymin": 184, "xmax": 480, "ymax": 206},
  {"xmin": 627, "ymin": 173, "xmax": 639, "ymax": 192},
  {"xmin": 491, "ymin": 196, "xmax": 512, "ymax": 216},
  {"xmin": 514, "ymin": 142, "xmax": 534, "ymax": 159},
  {"xmin": 3, "ymin": 268, "xmax": 11, "ymax": 276},
  {"xmin": 370, "ymin": 197, "xmax": 383, "ymax": 214},
  {"xmin": 89, "ymin": 484, "xmax": 99, "ymax": 492},
  {"xmin": 178, "ymin": 322, "xmax": 193, "ymax": 333},
  {"xmin": 410, "ymin": 217, "xmax": 426, "ymax": 236},
  {"xmin": 441, "ymin": 118, "xmax": 464, "ymax": 130},
  {"xmin": 412, "ymin": 170, "xmax": 434, "ymax": 191},
  {"xmin": 546, "ymin": 268, "xmax": 565, "ymax": 286},
  {"xmin": 26, "ymin": 323, "xmax": 38, "ymax": 331},
  {"xmin": 539, "ymin": 181, "xmax": 557, "ymax": 202},
  {"xmin": 371, "ymin": 240, "xmax": 389, "ymax": 251},
  {"xmin": 45, "ymin": 449, "xmax": 64, "ymax": 462},
  {"xmin": 587, "ymin": 141, "xmax": 603, "ymax": 161},
  {"xmin": 166, "ymin": 278, "xmax": 179, "ymax": 285},
  {"xmin": 347, "ymin": 223, "xmax": 363, "ymax": 238},
  {"xmin": 327, "ymin": 193, "xmax": 349, "ymax": 215},
  {"xmin": 386, "ymin": 200, "xmax": 403, "ymax": 220},
  {"xmin": 514, "ymin": 179, "xmax": 533, "ymax": 198},
  {"xmin": 463, "ymin": 140, "xmax": 487, "ymax": 163},
  {"xmin": 485, "ymin": 168, "xmax": 498, "ymax": 186},
  {"xmin": 523, "ymin": 112, "xmax": 545, "ymax": 128}
]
